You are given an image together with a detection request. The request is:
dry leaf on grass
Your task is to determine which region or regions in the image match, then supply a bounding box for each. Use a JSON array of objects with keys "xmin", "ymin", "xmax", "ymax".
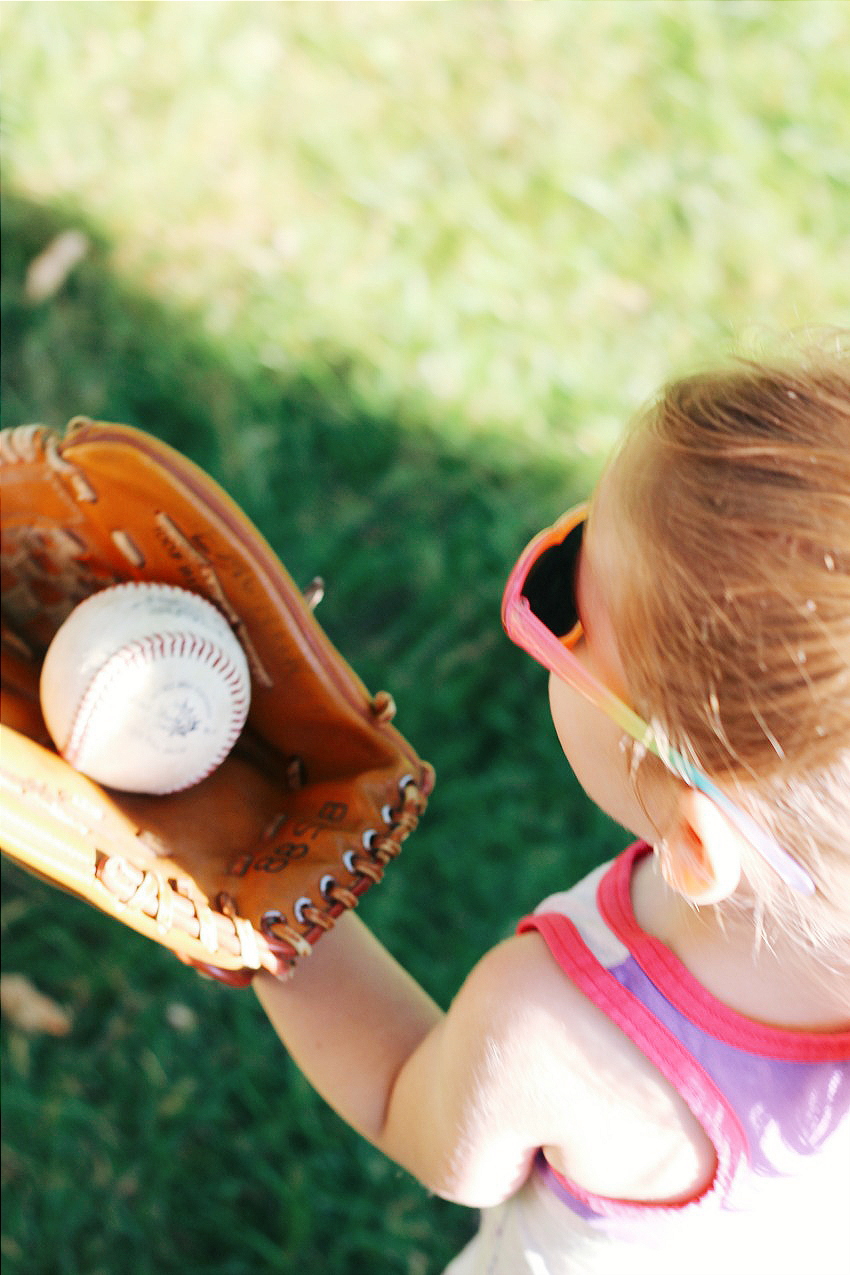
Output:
[
  {"xmin": 25, "ymin": 230, "xmax": 90, "ymax": 302},
  {"xmin": 165, "ymin": 1002, "xmax": 198, "ymax": 1032},
  {"xmin": 0, "ymin": 973, "xmax": 73, "ymax": 1035}
]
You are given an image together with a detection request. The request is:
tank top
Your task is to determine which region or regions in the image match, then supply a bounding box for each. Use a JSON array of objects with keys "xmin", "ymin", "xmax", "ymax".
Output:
[{"xmin": 443, "ymin": 842, "xmax": 850, "ymax": 1275}]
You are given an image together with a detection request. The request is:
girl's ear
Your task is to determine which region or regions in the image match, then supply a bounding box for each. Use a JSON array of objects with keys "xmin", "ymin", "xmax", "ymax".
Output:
[{"xmin": 660, "ymin": 789, "xmax": 743, "ymax": 905}]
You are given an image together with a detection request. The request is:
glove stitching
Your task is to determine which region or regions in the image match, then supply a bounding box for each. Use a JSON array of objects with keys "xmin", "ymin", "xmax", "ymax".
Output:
[{"xmin": 153, "ymin": 513, "xmax": 273, "ymax": 689}]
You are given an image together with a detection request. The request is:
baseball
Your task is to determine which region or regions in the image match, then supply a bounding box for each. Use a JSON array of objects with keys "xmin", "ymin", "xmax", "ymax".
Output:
[{"xmin": 40, "ymin": 583, "xmax": 252, "ymax": 794}]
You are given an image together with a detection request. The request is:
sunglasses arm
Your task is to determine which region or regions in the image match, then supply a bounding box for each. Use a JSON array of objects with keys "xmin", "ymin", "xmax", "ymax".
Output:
[
  {"xmin": 503, "ymin": 598, "xmax": 655, "ymax": 745},
  {"xmin": 503, "ymin": 599, "xmax": 815, "ymax": 897}
]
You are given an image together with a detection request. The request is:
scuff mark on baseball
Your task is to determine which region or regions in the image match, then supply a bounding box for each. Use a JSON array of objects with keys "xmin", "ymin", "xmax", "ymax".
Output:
[{"xmin": 40, "ymin": 583, "xmax": 252, "ymax": 794}]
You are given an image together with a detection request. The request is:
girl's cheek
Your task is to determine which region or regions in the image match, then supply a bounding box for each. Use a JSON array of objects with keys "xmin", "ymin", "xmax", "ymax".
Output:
[{"xmin": 548, "ymin": 674, "xmax": 656, "ymax": 840}]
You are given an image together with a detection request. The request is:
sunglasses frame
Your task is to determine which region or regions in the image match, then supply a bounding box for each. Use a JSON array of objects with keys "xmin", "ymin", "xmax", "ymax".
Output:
[{"xmin": 502, "ymin": 503, "xmax": 815, "ymax": 896}]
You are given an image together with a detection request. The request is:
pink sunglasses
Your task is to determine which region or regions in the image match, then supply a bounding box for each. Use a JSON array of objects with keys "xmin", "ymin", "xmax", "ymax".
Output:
[{"xmin": 502, "ymin": 503, "xmax": 814, "ymax": 895}]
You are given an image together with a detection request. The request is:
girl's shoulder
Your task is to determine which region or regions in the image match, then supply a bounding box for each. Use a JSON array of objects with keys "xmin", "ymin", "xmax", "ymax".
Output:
[{"xmin": 463, "ymin": 927, "xmax": 717, "ymax": 1203}]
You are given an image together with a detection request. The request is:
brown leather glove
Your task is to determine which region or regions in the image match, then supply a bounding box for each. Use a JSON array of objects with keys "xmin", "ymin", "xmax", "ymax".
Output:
[{"xmin": 0, "ymin": 418, "xmax": 433, "ymax": 985}]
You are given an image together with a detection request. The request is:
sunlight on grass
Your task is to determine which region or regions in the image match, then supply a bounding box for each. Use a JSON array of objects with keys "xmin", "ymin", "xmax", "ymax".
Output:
[{"xmin": 2, "ymin": 0, "xmax": 848, "ymax": 467}]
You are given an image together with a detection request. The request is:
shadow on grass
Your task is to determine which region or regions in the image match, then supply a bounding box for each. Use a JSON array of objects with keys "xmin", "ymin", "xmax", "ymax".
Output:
[{"xmin": 1, "ymin": 190, "xmax": 624, "ymax": 1275}]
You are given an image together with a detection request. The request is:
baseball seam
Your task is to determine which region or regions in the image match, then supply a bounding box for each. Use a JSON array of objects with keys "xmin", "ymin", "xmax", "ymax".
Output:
[{"xmin": 64, "ymin": 631, "xmax": 250, "ymax": 792}]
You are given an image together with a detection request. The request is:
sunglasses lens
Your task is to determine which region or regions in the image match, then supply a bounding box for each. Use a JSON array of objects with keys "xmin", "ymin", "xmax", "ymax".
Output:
[{"xmin": 521, "ymin": 520, "xmax": 584, "ymax": 638}]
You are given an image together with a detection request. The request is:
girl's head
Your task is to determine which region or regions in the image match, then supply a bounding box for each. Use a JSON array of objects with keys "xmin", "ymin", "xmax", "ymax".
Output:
[{"xmin": 591, "ymin": 344, "xmax": 850, "ymax": 956}]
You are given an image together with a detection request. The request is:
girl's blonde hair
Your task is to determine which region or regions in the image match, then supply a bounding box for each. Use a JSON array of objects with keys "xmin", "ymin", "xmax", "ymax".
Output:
[{"xmin": 610, "ymin": 341, "xmax": 850, "ymax": 957}]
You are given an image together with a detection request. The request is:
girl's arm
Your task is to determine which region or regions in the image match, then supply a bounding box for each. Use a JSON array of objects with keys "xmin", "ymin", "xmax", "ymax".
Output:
[
  {"xmin": 254, "ymin": 911, "xmax": 542, "ymax": 1207},
  {"xmin": 255, "ymin": 909, "xmax": 716, "ymax": 1208}
]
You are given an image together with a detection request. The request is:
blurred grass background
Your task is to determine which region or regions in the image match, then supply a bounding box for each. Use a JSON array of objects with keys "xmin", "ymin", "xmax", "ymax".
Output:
[{"xmin": 1, "ymin": 2, "xmax": 848, "ymax": 1273}]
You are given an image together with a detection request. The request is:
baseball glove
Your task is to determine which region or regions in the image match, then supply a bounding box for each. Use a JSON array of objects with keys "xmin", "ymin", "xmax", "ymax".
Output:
[{"xmin": 0, "ymin": 417, "xmax": 434, "ymax": 985}]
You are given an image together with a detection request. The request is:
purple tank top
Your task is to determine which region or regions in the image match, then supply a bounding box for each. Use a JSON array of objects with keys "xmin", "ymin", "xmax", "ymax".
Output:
[{"xmin": 518, "ymin": 843, "xmax": 850, "ymax": 1223}]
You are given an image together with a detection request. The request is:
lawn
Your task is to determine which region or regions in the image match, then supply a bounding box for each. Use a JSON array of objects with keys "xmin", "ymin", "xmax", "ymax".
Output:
[{"xmin": 1, "ymin": 3, "xmax": 849, "ymax": 1273}]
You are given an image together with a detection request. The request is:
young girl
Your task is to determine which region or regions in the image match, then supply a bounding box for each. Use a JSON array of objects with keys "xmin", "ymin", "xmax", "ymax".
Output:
[{"xmin": 255, "ymin": 348, "xmax": 850, "ymax": 1274}]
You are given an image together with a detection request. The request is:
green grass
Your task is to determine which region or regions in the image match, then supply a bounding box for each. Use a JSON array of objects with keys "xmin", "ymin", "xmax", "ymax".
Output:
[
  {"xmin": 3, "ymin": 1, "xmax": 848, "ymax": 460},
  {"xmin": 2, "ymin": 3, "xmax": 850, "ymax": 1273}
]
